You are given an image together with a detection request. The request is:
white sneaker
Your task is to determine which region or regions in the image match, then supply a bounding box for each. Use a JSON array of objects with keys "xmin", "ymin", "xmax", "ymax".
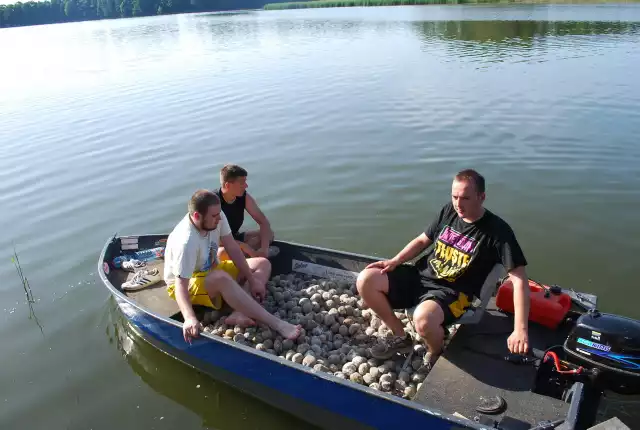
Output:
[
  {"xmin": 121, "ymin": 268, "xmax": 160, "ymax": 291},
  {"xmin": 121, "ymin": 259, "xmax": 146, "ymax": 272}
]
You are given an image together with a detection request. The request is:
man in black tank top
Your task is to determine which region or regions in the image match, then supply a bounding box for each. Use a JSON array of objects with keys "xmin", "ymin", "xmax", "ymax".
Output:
[{"xmin": 215, "ymin": 164, "xmax": 276, "ymax": 260}]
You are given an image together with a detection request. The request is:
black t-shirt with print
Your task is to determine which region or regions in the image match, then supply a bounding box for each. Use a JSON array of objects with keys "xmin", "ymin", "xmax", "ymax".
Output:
[{"xmin": 414, "ymin": 202, "xmax": 527, "ymax": 298}]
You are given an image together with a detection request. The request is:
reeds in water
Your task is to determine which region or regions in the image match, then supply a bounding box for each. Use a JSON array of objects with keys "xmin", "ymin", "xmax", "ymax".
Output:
[{"xmin": 12, "ymin": 245, "xmax": 44, "ymax": 334}]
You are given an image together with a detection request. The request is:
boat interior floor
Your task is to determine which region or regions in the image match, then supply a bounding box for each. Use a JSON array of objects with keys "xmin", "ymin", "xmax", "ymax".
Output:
[
  {"xmin": 111, "ymin": 261, "xmax": 182, "ymax": 318},
  {"xmin": 113, "ymin": 264, "xmax": 573, "ymax": 428},
  {"xmin": 414, "ymin": 299, "xmax": 573, "ymax": 428}
]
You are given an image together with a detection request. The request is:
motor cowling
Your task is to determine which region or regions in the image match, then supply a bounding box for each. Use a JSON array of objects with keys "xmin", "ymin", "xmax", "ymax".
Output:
[{"xmin": 563, "ymin": 310, "xmax": 640, "ymax": 394}]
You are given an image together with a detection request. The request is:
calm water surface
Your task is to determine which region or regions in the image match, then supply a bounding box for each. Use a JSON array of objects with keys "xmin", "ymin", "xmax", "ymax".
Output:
[{"xmin": 1, "ymin": 5, "xmax": 640, "ymax": 429}]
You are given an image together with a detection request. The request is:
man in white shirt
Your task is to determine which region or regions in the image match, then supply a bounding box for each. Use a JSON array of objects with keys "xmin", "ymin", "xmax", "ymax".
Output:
[{"xmin": 165, "ymin": 189, "xmax": 301, "ymax": 343}]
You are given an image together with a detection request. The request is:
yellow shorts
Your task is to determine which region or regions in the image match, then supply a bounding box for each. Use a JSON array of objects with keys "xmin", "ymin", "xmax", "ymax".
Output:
[{"xmin": 167, "ymin": 260, "xmax": 239, "ymax": 310}]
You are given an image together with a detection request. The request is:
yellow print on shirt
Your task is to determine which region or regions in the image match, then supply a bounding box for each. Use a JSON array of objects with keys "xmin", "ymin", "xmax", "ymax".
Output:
[{"xmin": 430, "ymin": 240, "xmax": 472, "ymax": 282}]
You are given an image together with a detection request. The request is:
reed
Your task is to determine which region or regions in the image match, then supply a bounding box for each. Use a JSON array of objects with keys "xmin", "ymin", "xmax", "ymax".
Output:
[{"xmin": 12, "ymin": 245, "xmax": 44, "ymax": 334}]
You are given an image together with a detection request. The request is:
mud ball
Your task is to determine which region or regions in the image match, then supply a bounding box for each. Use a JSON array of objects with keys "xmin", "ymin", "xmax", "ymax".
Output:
[
  {"xmin": 297, "ymin": 343, "xmax": 310, "ymax": 354},
  {"xmin": 368, "ymin": 367, "xmax": 381, "ymax": 382},
  {"xmin": 303, "ymin": 355, "xmax": 317, "ymax": 367},
  {"xmin": 282, "ymin": 339, "xmax": 294, "ymax": 350},
  {"xmin": 224, "ymin": 329, "xmax": 235, "ymax": 338},
  {"xmin": 348, "ymin": 323, "xmax": 362, "ymax": 336},
  {"xmin": 311, "ymin": 293, "xmax": 323, "ymax": 303},
  {"xmin": 404, "ymin": 385, "xmax": 417, "ymax": 399},
  {"xmin": 342, "ymin": 362, "xmax": 357, "ymax": 376},
  {"xmin": 314, "ymin": 364, "xmax": 330, "ymax": 372},
  {"xmin": 358, "ymin": 363, "xmax": 370, "ymax": 375},
  {"xmin": 292, "ymin": 353, "xmax": 304, "ymax": 364},
  {"xmin": 256, "ymin": 343, "xmax": 267, "ymax": 351},
  {"xmin": 325, "ymin": 300, "xmax": 336, "ymax": 309},
  {"xmin": 324, "ymin": 314, "xmax": 336, "ymax": 327},
  {"xmin": 352, "ymin": 356, "xmax": 367, "ymax": 367},
  {"xmin": 363, "ymin": 373, "xmax": 375, "ymax": 385},
  {"xmin": 338, "ymin": 325, "xmax": 349, "ymax": 336},
  {"xmin": 369, "ymin": 382, "xmax": 381, "ymax": 391},
  {"xmin": 365, "ymin": 327, "xmax": 376, "ymax": 336},
  {"xmin": 203, "ymin": 326, "xmax": 214, "ymax": 334},
  {"xmin": 233, "ymin": 334, "xmax": 245, "ymax": 343},
  {"xmin": 302, "ymin": 302, "xmax": 313, "ymax": 314},
  {"xmin": 334, "ymin": 372, "xmax": 347, "ymax": 379},
  {"xmin": 328, "ymin": 355, "xmax": 341, "ymax": 365},
  {"xmin": 292, "ymin": 306, "xmax": 302, "ymax": 315},
  {"xmin": 350, "ymin": 373, "xmax": 364, "ymax": 384},
  {"xmin": 333, "ymin": 339, "xmax": 343, "ymax": 349}
]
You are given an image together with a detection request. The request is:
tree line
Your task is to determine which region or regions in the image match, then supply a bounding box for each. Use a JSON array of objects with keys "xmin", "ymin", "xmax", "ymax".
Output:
[{"xmin": 0, "ymin": 0, "xmax": 276, "ymax": 28}]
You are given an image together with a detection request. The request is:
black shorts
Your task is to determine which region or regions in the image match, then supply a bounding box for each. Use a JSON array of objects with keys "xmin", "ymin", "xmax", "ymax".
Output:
[
  {"xmin": 386, "ymin": 265, "xmax": 472, "ymax": 326},
  {"xmin": 232, "ymin": 231, "xmax": 245, "ymax": 242}
]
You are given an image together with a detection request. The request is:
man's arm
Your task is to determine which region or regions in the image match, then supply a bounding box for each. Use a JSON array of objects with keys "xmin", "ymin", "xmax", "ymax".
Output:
[
  {"xmin": 391, "ymin": 233, "xmax": 433, "ymax": 265},
  {"xmin": 174, "ymin": 276, "xmax": 200, "ymax": 342},
  {"xmin": 507, "ymin": 265, "xmax": 530, "ymax": 354},
  {"xmin": 366, "ymin": 233, "xmax": 432, "ymax": 272},
  {"xmin": 245, "ymin": 193, "xmax": 273, "ymax": 255}
]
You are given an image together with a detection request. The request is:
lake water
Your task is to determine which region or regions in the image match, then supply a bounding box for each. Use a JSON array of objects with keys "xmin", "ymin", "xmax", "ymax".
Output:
[{"xmin": 1, "ymin": 4, "xmax": 640, "ymax": 429}]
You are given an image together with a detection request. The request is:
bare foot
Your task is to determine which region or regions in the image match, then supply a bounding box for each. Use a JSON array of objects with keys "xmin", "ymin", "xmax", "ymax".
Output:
[
  {"xmin": 226, "ymin": 311, "xmax": 256, "ymax": 327},
  {"xmin": 276, "ymin": 321, "xmax": 302, "ymax": 340}
]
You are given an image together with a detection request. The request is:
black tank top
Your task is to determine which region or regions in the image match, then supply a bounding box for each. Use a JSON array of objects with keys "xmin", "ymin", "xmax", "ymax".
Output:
[{"xmin": 216, "ymin": 188, "xmax": 246, "ymax": 237}]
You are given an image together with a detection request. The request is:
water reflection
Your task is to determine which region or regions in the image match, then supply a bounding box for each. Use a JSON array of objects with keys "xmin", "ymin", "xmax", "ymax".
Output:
[
  {"xmin": 108, "ymin": 301, "xmax": 315, "ymax": 430},
  {"xmin": 412, "ymin": 20, "xmax": 640, "ymax": 63}
]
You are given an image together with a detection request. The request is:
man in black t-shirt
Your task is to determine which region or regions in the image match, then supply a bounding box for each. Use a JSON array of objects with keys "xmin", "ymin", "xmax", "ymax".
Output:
[{"xmin": 356, "ymin": 169, "xmax": 530, "ymax": 365}]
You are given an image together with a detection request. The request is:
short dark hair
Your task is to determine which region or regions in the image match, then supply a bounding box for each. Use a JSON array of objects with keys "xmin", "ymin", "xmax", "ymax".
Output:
[
  {"xmin": 220, "ymin": 164, "xmax": 248, "ymax": 183},
  {"xmin": 455, "ymin": 169, "xmax": 485, "ymax": 194},
  {"xmin": 188, "ymin": 189, "xmax": 220, "ymax": 216}
]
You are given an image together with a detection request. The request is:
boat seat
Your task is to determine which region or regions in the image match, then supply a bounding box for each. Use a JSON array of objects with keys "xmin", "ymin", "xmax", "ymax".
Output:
[{"xmin": 405, "ymin": 263, "xmax": 505, "ymax": 327}]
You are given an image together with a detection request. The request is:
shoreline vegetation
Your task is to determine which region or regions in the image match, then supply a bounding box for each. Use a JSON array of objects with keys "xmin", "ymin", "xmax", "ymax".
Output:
[
  {"xmin": 0, "ymin": 1, "xmax": 636, "ymax": 30},
  {"xmin": 264, "ymin": 0, "xmax": 638, "ymax": 9}
]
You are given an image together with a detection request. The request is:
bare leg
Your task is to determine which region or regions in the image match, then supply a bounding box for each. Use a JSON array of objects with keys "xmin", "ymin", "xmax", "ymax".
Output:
[
  {"xmin": 412, "ymin": 300, "xmax": 446, "ymax": 356},
  {"xmin": 356, "ymin": 268, "xmax": 405, "ymax": 336},
  {"xmin": 205, "ymin": 270, "xmax": 301, "ymax": 340},
  {"xmin": 227, "ymin": 257, "xmax": 271, "ymax": 326}
]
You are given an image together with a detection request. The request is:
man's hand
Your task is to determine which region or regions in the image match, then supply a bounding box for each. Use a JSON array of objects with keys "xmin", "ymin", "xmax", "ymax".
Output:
[
  {"xmin": 183, "ymin": 316, "xmax": 202, "ymax": 344},
  {"xmin": 507, "ymin": 327, "xmax": 529, "ymax": 354},
  {"xmin": 365, "ymin": 258, "xmax": 399, "ymax": 273},
  {"xmin": 255, "ymin": 246, "xmax": 269, "ymax": 259},
  {"xmin": 249, "ymin": 277, "xmax": 266, "ymax": 303}
]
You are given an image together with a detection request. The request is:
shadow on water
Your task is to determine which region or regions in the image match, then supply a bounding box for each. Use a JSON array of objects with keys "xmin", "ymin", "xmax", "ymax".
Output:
[{"xmin": 105, "ymin": 299, "xmax": 318, "ymax": 430}]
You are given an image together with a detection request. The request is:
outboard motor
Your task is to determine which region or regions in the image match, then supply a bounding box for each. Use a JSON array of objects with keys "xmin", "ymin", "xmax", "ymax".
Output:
[{"xmin": 563, "ymin": 309, "xmax": 640, "ymax": 394}]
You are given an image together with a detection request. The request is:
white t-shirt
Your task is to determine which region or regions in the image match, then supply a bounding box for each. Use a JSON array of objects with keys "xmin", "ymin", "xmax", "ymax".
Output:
[{"xmin": 164, "ymin": 212, "xmax": 232, "ymax": 286}]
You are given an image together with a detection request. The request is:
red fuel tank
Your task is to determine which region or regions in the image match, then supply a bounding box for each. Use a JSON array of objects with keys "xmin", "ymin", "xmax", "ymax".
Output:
[{"xmin": 496, "ymin": 279, "xmax": 571, "ymax": 329}]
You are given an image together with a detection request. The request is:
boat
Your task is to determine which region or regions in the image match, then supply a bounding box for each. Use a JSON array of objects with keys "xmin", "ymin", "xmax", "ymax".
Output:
[{"xmin": 98, "ymin": 234, "xmax": 637, "ymax": 430}]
